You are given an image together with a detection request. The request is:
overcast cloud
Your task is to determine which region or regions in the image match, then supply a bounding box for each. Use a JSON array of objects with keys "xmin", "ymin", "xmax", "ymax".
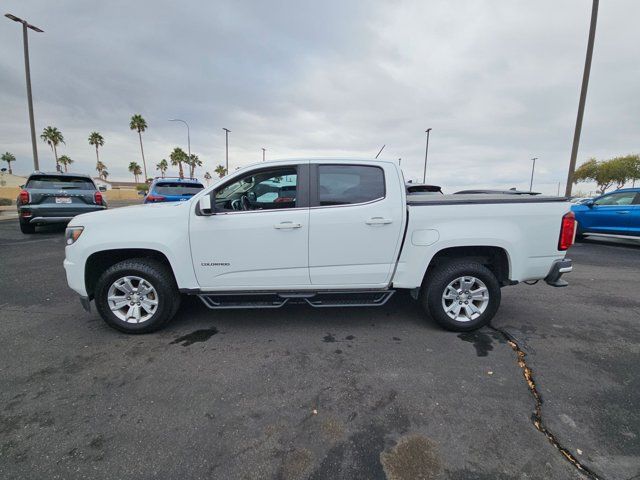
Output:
[{"xmin": 1, "ymin": 0, "xmax": 638, "ymax": 193}]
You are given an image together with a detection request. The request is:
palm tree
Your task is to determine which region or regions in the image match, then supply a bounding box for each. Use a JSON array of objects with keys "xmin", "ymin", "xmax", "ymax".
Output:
[
  {"xmin": 1, "ymin": 152, "xmax": 16, "ymax": 174},
  {"xmin": 214, "ymin": 164, "xmax": 228, "ymax": 178},
  {"xmin": 204, "ymin": 171, "xmax": 212, "ymax": 185},
  {"xmin": 58, "ymin": 155, "xmax": 74, "ymax": 172},
  {"xmin": 156, "ymin": 159, "xmax": 168, "ymax": 178},
  {"xmin": 88, "ymin": 132, "xmax": 105, "ymax": 173},
  {"xmin": 96, "ymin": 160, "xmax": 106, "ymax": 178},
  {"xmin": 129, "ymin": 114, "xmax": 148, "ymax": 182},
  {"xmin": 40, "ymin": 126, "xmax": 65, "ymax": 169},
  {"xmin": 185, "ymin": 153, "xmax": 202, "ymax": 178},
  {"xmin": 169, "ymin": 147, "xmax": 187, "ymax": 179},
  {"xmin": 128, "ymin": 161, "xmax": 142, "ymax": 183}
]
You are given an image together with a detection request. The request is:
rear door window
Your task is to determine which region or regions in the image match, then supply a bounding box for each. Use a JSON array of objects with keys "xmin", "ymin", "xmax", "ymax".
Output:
[
  {"xmin": 154, "ymin": 182, "xmax": 204, "ymax": 195},
  {"xmin": 317, "ymin": 165, "xmax": 385, "ymax": 206},
  {"xmin": 26, "ymin": 176, "xmax": 95, "ymax": 190}
]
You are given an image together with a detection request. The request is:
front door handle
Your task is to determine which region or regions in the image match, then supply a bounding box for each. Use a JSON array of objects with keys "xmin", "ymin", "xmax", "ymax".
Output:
[
  {"xmin": 366, "ymin": 217, "xmax": 393, "ymax": 225},
  {"xmin": 274, "ymin": 221, "xmax": 302, "ymax": 229},
  {"xmin": 616, "ymin": 211, "xmax": 630, "ymax": 214}
]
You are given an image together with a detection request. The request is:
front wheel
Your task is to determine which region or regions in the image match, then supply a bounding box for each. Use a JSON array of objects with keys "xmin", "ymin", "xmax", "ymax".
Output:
[
  {"xmin": 421, "ymin": 260, "xmax": 501, "ymax": 332},
  {"xmin": 94, "ymin": 258, "xmax": 181, "ymax": 334}
]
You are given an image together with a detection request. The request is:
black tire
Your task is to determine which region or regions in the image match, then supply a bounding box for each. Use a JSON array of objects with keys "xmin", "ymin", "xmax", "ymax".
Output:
[
  {"xmin": 420, "ymin": 260, "xmax": 501, "ymax": 332},
  {"xmin": 94, "ymin": 258, "xmax": 181, "ymax": 334},
  {"xmin": 575, "ymin": 223, "xmax": 585, "ymax": 242},
  {"xmin": 19, "ymin": 220, "xmax": 36, "ymax": 234}
]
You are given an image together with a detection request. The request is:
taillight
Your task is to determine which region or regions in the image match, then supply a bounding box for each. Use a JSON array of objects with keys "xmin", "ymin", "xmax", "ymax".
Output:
[
  {"xmin": 558, "ymin": 211, "xmax": 576, "ymax": 251},
  {"xmin": 146, "ymin": 194, "xmax": 165, "ymax": 202},
  {"xmin": 19, "ymin": 189, "xmax": 30, "ymax": 204},
  {"xmin": 94, "ymin": 190, "xmax": 103, "ymax": 205}
]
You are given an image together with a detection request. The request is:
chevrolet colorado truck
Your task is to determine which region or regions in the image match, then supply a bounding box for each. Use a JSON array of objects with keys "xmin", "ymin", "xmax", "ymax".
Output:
[{"xmin": 64, "ymin": 159, "xmax": 575, "ymax": 334}]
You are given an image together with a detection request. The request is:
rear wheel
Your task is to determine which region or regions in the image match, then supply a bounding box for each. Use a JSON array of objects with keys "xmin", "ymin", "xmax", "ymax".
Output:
[
  {"xmin": 94, "ymin": 258, "xmax": 180, "ymax": 334},
  {"xmin": 421, "ymin": 260, "xmax": 501, "ymax": 332},
  {"xmin": 19, "ymin": 220, "xmax": 35, "ymax": 234}
]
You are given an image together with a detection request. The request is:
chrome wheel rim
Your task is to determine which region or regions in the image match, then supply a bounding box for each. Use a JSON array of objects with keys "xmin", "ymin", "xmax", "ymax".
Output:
[
  {"xmin": 441, "ymin": 276, "xmax": 489, "ymax": 322},
  {"xmin": 107, "ymin": 276, "xmax": 159, "ymax": 324}
]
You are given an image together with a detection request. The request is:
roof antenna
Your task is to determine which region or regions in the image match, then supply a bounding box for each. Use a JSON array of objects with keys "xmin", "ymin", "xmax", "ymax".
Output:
[{"xmin": 375, "ymin": 144, "xmax": 385, "ymax": 159}]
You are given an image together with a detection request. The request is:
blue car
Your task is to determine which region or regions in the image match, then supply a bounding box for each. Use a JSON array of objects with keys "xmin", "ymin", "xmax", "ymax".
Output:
[
  {"xmin": 571, "ymin": 188, "xmax": 640, "ymax": 238},
  {"xmin": 144, "ymin": 178, "xmax": 205, "ymax": 204}
]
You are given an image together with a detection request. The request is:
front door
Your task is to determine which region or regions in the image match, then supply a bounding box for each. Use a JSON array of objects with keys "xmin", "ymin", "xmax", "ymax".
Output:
[
  {"xmin": 584, "ymin": 191, "xmax": 639, "ymax": 234},
  {"xmin": 308, "ymin": 163, "xmax": 405, "ymax": 286},
  {"xmin": 190, "ymin": 164, "xmax": 310, "ymax": 289}
]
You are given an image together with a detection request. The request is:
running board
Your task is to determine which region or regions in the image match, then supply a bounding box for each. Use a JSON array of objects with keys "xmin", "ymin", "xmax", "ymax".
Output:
[{"xmin": 197, "ymin": 290, "xmax": 395, "ymax": 310}]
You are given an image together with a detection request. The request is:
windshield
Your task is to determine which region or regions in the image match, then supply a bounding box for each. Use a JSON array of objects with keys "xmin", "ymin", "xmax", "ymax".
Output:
[
  {"xmin": 26, "ymin": 176, "xmax": 95, "ymax": 190},
  {"xmin": 153, "ymin": 182, "xmax": 204, "ymax": 195}
]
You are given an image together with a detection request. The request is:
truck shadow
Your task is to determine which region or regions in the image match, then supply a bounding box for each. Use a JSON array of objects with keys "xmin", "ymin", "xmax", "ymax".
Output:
[{"xmin": 168, "ymin": 290, "xmax": 437, "ymax": 333}]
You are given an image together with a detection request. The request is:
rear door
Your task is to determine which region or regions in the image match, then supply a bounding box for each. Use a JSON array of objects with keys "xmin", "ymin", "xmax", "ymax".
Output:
[{"xmin": 308, "ymin": 162, "xmax": 405, "ymax": 287}]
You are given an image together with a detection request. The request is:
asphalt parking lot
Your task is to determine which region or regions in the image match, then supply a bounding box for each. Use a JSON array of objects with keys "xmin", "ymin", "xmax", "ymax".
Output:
[{"xmin": 0, "ymin": 215, "xmax": 638, "ymax": 480}]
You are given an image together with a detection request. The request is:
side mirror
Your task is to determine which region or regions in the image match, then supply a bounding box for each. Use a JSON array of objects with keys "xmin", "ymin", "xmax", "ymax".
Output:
[
  {"xmin": 585, "ymin": 199, "xmax": 595, "ymax": 207},
  {"xmin": 199, "ymin": 194, "xmax": 214, "ymax": 215}
]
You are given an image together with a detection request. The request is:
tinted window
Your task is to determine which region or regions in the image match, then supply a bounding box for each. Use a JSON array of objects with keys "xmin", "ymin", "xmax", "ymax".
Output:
[
  {"xmin": 215, "ymin": 167, "xmax": 297, "ymax": 211},
  {"xmin": 318, "ymin": 165, "xmax": 385, "ymax": 206},
  {"xmin": 594, "ymin": 192, "xmax": 636, "ymax": 206},
  {"xmin": 26, "ymin": 176, "xmax": 95, "ymax": 190},
  {"xmin": 154, "ymin": 182, "xmax": 204, "ymax": 195}
]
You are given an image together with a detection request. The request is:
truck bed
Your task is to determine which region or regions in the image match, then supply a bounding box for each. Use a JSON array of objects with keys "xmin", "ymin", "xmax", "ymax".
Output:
[{"xmin": 407, "ymin": 194, "xmax": 568, "ymax": 206}]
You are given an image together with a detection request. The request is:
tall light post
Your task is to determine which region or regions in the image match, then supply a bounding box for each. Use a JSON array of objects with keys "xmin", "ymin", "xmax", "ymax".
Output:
[
  {"xmin": 5, "ymin": 13, "xmax": 43, "ymax": 171},
  {"xmin": 169, "ymin": 119, "xmax": 190, "ymax": 157},
  {"xmin": 223, "ymin": 128, "xmax": 231, "ymax": 172},
  {"xmin": 565, "ymin": 0, "xmax": 599, "ymax": 197},
  {"xmin": 529, "ymin": 157, "xmax": 538, "ymax": 192},
  {"xmin": 262, "ymin": 147, "xmax": 266, "ymax": 162},
  {"xmin": 423, "ymin": 128, "xmax": 432, "ymax": 183}
]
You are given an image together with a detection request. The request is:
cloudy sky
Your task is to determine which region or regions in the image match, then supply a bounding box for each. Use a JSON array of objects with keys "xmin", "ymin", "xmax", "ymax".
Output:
[{"xmin": 1, "ymin": 0, "xmax": 638, "ymax": 193}]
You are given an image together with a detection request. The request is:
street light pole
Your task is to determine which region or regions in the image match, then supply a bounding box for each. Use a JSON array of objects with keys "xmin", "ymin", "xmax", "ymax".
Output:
[
  {"xmin": 169, "ymin": 119, "xmax": 190, "ymax": 158},
  {"xmin": 529, "ymin": 157, "xmax": 538, "ymax": 192},
  {"xmin": 565, "ymin": 0, "xmax": 599, "ymax": 197},
  {"xmin": 223, "ymin": 128, "xmax": 231, "ymax": 172},
  {"xmin": 262, "ymin": 148, "xmax": 266, "ymax": 162},
  {"xmin": 5, "ymin": 13, "xmax": 43, "ymax": 171},
  {"xmin": 423, "ymin": 128, "xmax": 432, "ymax": 183}
]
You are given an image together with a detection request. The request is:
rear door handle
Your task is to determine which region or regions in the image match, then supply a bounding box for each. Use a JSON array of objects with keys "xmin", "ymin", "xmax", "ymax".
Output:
[
  {"xmin": 366, "ymin": 217, "xmax": 393, "ymax": 225},
  {"xmin": 274, "ymin": 221, "xmax": 302, "ymax": 229}
]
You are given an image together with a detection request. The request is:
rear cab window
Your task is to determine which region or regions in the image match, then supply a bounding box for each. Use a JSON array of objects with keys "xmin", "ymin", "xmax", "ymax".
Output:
[
  {"xmin": 26, "ymin": 176, "xmax": 96, "ymax": 190},
  {"xmin": 154, "ymin": 182, "xmax": 204, "ymax": 195},
  {"xmin": 317, "ymin": 165, "xmax": 385, "ymax": 206}
]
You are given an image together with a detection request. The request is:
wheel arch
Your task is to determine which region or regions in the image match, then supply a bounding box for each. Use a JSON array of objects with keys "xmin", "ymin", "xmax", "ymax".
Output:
[
  {"xmin": 422, "ymin": 245, "xmax": 512, "ymax": 287},
  {"xmin": 85, "ymin": 248, "xmax": 176, "ymax": 300}
]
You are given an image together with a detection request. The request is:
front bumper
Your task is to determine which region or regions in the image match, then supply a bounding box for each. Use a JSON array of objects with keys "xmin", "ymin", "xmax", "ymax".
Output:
[{"xmin": 544, "ymin": 258, "xmax": 572, "ymax": 287}]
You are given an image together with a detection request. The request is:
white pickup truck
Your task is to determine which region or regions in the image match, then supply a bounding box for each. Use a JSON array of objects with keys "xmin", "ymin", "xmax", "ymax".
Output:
[{"xmin": 64, "ymin": 159, "xmax": 575, "ymax": 334}]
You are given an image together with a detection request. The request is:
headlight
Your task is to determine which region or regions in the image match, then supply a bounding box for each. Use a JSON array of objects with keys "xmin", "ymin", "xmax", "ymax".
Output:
[{"xmin": 65, "ymin": 226, "xmax": 84, "ymax": 245}]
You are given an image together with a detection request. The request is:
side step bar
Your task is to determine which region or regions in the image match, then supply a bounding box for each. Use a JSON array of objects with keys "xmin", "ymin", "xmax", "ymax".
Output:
[{"xmin": 197, "ymin": 290, "xmax": 395, "ymax": 310}]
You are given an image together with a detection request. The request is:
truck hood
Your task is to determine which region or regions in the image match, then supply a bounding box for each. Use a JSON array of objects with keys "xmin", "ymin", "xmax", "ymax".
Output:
[{"xmin": 68, "ymin": 201, "xmax": 189, "ymax": 227}]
